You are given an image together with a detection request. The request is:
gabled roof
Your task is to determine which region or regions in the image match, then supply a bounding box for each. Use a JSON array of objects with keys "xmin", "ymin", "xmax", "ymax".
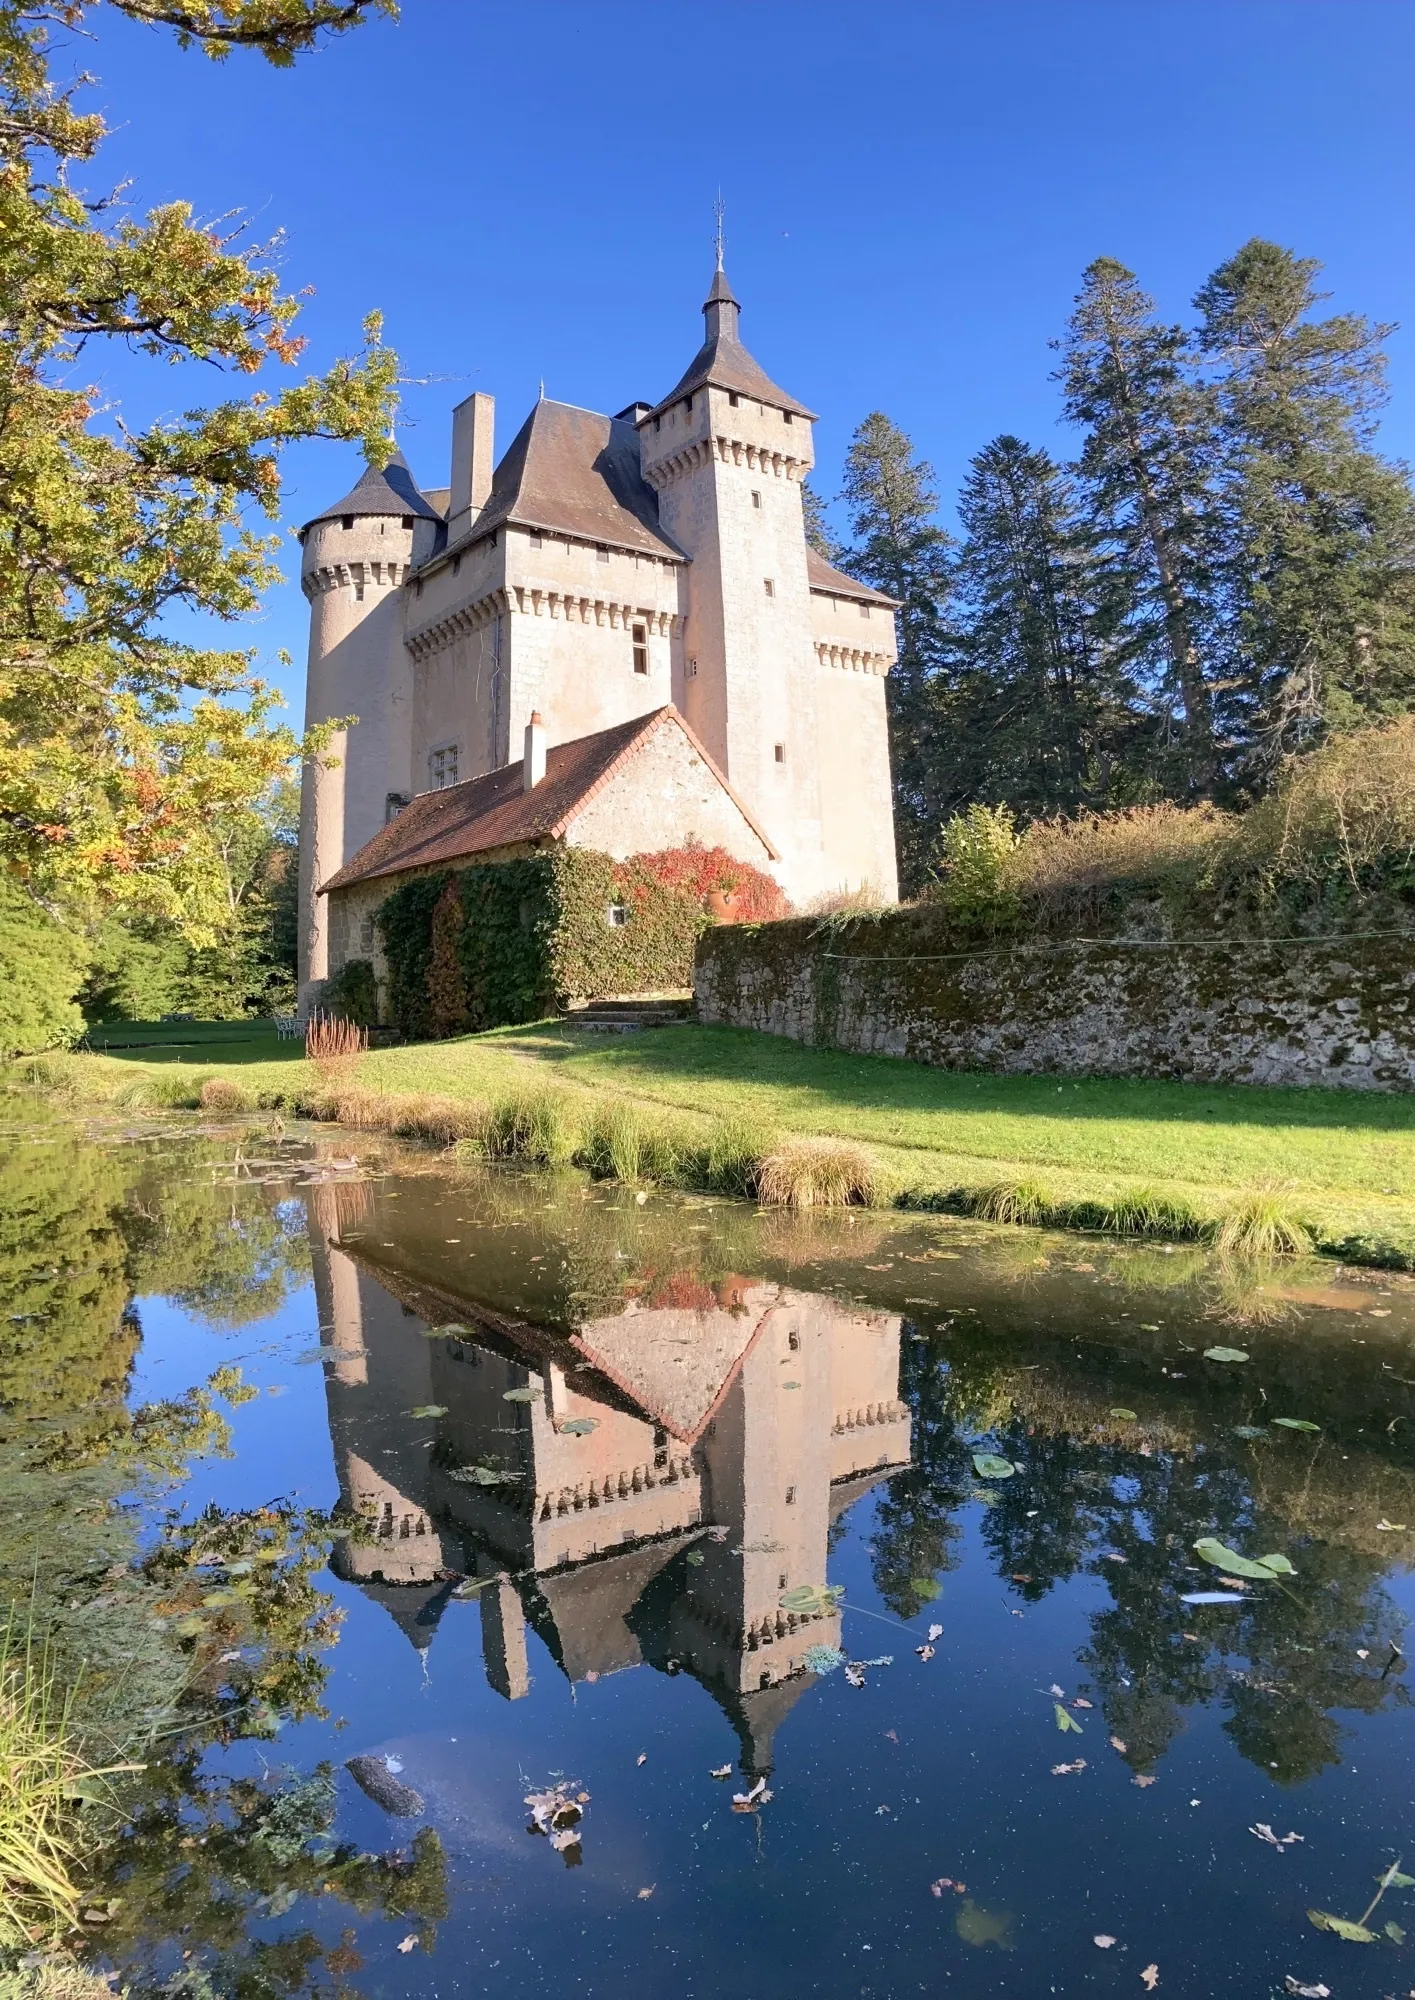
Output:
[
  {"xmin": 805, "ymin": 545, "xmax": 898, "ymax": 609},
  {"xmin": 300, "ymin": 449, "xmax": 443, "ymax": 533},
  {"xmin": 649, "ymin": 266, "xmax": 816, "ymax": 422},
  {"xmin": 449, "ymin": 399, "xmax": 684, "ymax": 562},
  {"xmin": 320, "ymin": 705, "xmax": 777, "ymax": 895},
  {"xmin": 570, "ymin": 1286, "xmax": 779, "ymax": 1443}
]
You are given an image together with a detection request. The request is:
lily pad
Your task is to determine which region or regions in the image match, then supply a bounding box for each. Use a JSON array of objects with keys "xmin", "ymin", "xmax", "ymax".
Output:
[
  {"xmin": 686, "ymin": 1549, "xmax": 706, "ymax": 1567},
  {"xmin": 409, "ymin": 1405, "xmax": 447, "ymax": 1419},
  {"xmin": 559, "ymin": 1417, "xmax": 598, "ymax": 1436},
  {"xmin": 502, "ymin": 1387, "xmax": 539, "ymax": 1403},
  {"xmin": 1109, "ymin": 1408, "xmax": 1138, "ymax": 1421},
  {"xmin": 1272, "ymin": 1418, "xmax": 1321, "ymax": 1432},
  {"xmin": 1307, "ymin": 1909, "xmax": 1376, "ymax": 1942},
  {"xmin": 779, "ymin": 1583, "xmax": 845, "ymax": 1617},
  {"xmin": 972, "ymin": 1452, "xmax": 1016, "ymax": 1480},
  {"xmin": 1203, "ymin": 1346, "xmax": 1250, "ymax": 1363},
  {"xmin": 1194, "ymin": 1538, "xmax": 1296, "ymax": 1580}
]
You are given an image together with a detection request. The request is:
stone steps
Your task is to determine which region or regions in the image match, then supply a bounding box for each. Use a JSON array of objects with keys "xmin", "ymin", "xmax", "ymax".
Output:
[{"xmin": 562, "ymin": 997, "xmax": 697, "ymax": 1034}]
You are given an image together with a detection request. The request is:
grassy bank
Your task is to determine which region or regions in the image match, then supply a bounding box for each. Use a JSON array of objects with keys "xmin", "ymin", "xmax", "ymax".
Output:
[{"xmin": 15, "ymin": 1020, "xmax": 1415, "ymax": 1267}]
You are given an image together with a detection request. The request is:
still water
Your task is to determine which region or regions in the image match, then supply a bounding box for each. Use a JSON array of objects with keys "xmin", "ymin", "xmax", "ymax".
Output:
[{"xmin": 7, "ymin": 1109, "xmax": 1415, "ymax": 1997}]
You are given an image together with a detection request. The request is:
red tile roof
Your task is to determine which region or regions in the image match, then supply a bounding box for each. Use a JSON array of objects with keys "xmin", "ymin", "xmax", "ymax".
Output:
[{"xmin": 320, "ymin": 706, "xmax": 777, "ymax": 894}]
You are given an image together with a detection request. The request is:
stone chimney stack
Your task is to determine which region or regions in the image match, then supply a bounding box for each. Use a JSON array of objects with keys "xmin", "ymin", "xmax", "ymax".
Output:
[
  {"xmin": 523, "ymin": 711, "xmax": 546, "ymax": 791},
  {"xmin": 448, "ymin": 391, "xmax": 495, "ymax": 544}
]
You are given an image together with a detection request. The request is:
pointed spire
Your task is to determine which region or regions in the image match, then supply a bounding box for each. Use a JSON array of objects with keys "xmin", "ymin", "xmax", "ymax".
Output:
[{"xmin": 703, "ymin": 260, "xmax": 740, "ymax": 341}]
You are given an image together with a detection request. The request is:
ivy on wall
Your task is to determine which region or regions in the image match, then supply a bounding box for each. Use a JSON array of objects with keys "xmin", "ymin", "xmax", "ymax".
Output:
[{"xmin": 371, "ymin": 842, "xmax": 763, "ymax": 1039}]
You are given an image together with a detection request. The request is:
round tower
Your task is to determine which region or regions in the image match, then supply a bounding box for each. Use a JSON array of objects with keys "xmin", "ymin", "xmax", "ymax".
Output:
[{"xmin": 296, "ymin": 452, "xmax": 443, "ymax": 1013}]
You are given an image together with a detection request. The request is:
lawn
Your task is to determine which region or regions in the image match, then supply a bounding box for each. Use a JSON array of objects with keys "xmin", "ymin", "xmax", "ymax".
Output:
[{"xmin": 38, "ymin": 1016, "xmax": 1415, "ymax": 1265}]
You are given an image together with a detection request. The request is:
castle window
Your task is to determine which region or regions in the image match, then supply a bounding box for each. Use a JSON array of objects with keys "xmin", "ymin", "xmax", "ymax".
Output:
[
  {"xmin": 774, "ymin": 742, "xmax": 786, "ymax": 764},
  {"xmin": 683, "ymin": 395, "xmax": 693, "ymax": 416},
  {"xmin": 596, "ymin": 544, "xmax": 609, "ymax": 564},
  {"xmin": 783, "ymin": 410, "xmax": 794, "ymax": 425},
  {"xmin": 788, "ymin": 1328, "xmax": 800, "ymax": 1350},
  {"xmin": 729, "ymin": 391, "xmax": 740, "ymax": 408},
  {"xmin": 414, "ymin": 577, "xmax": 424, "ymax": 597},
  {"xmin": 785, "ymin": 1485, "xmax": 797, "ymax": 1505},
  {"xmin": 401, "ymin": 515, "xmax": 413, "ymax": 529},
  {"xmin": 752, "ymin": 490, "xmax": 762, "ymax": 510},
  {"xmin": 529, "ymin": 532, "xmax": 542, "ymax": 549},
  {"xmin": 686, "ymin": 658, "xmax": 698, "ymax": 679},
  {"xmin": 429, "ymin": 744, "xmax": 459, "ymax": 789},
  {"xmin": 860, "ymin": 602, "xmax": 871, "ymax": 618},
  {"xmin": 779, "ymin": 1572, "xmax": 788, "ymax": 1590},
  {"xmin": 653, "ymin": 414, "xmax": 661, "ymax": 432},
  {"xmin": 763, "ymin": 578, "xmax": 775, "ymax": 598},
  {"xmin": 359, "ymin": 916, "xmax": 375, "ymax": 952},
  {"xmin": 606, "ymin": 903, "xmax": 629, "ymax": 929},
  {"xmin": 341, "ymin": 515, "xmax": 353, "ymax": 530},
  {"xmin": 452, "ymin": 555, "xmax": 461, "ymax": 575},
  {"xmin": 632, "ymin": 622, "xmax": 648, "ymax": 674}
]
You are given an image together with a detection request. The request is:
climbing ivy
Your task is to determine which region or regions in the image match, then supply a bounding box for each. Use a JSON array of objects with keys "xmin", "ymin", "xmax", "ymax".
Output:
[{"xmin": 373, "ymin": 873, "xmax": 449, "ymax": 1041}]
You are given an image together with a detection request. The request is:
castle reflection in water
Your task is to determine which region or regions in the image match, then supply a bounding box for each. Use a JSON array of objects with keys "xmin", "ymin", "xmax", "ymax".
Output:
[{"xmin": 305, "ymin": 1179, "xmax": 911, "ymax": 1776}]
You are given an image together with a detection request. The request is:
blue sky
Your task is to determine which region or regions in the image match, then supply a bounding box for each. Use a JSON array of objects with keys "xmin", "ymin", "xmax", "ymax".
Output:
[{"xmin": 81, "ymin": 0, "xmax": 1414, "ymax": 716}]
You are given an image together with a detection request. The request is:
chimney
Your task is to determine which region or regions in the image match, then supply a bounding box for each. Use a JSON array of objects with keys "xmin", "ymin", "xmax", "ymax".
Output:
[
  {"xmin": 448, "ymin": 391, "xmax": 495, "ymax": 544},
  {"xmin": 523, "ymin": 711, "xmax": 546, "ymax": 791}
]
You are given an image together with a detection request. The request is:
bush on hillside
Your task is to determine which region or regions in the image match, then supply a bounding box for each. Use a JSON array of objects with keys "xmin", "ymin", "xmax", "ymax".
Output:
[
  {"xmin": 0, "ymin": 882, "xmax": 85, "ymax": 1057},
  {"xmin": 322, "ymin": 957, "xmax": 379, "ymax": 1029}
]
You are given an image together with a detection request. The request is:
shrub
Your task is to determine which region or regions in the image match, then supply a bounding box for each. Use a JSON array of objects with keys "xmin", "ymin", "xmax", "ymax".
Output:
[
  {"xmin": 198, "ymin": 1077, "xmax": 252, "ymax": 1112},
  {"xmin": 629, "ymin": 841, "xmax": 788, "ymax": 923},
  {"xmin": 477, "ymin": 1088, "xmax": 582, "ymax": 1166},
  {"xmin": 0, "ymin": 883, "xmax": 85, "ymax": 1058},
  {"xmin": 1011, "ymin": 804, "xmax": 1230, "ymax": 919},
  {"xmin": 1097, "ymin": 1186, "xmax": 1204, "ymax": 1240},
  {"xmin": 323, "ymin": 957, "xmax": 379, "ymax": 1029},
  {"xmin": 705, "ymin": 1116, "xmax": 776, "ymax": 1198},
  {"xmin": 757, "ymin": 1137, "xmax": 879, "ymax": 1210},
  {"xmin": 1211, "ymin": 1191, "xmax": 1313, "ymax": 1258},
  {"xmin": 968, "ymin": 1178, "xmax": 1052, "ymax": 1225},
  {"xmin": 931, "ymin": 804, "xmax": 1022, "ymax": 933}
]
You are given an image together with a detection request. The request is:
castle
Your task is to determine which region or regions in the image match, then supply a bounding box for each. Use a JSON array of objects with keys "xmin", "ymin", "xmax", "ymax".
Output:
[{"xmin": 296, "ymin": 258, "xmax": 900, "ymax": 1012}]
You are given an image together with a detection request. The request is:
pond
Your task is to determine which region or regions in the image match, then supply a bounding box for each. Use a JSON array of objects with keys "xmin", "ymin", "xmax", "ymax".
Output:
[{"xmin": 5, "ymin": 1105, "xmax": 1415, "ymax": 1998}]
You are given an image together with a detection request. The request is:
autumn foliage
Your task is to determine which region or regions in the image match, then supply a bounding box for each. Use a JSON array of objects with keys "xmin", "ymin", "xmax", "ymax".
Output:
[{"xmin": 627, "ymin": 844, "xmax": 788, "ymax": 923}]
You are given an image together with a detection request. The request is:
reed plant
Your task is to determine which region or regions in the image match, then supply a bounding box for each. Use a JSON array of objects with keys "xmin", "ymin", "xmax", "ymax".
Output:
[
  {"xmin": 1211, "ymin": 1190, "xmax": 1313, "ymax": 1258},
  {"xmin": 756, "ymin": 1137, "xmax": 881, "ymax": 1210},
  {"xmin": 1096, "ymin": 1186, "xmax": 1204, "ymax": 1240},
  {"xmin": 968, "ymin": 1177, "xmax": 1052, "ymax": 1226}
]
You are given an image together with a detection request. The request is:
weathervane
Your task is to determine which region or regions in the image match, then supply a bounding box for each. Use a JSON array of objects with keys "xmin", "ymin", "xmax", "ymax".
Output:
[{"xmin": 713, "ymin": 191, "xmax": 726, "ymax": 271}]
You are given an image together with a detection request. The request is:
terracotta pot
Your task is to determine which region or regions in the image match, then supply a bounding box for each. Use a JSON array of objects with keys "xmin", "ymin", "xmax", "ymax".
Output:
[{"xmin": 706, "ymin": 887, "xmax": 737, "ymax": 922}]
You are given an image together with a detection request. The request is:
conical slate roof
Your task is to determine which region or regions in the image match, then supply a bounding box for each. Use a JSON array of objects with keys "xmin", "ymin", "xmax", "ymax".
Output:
[
  {"xmin": 649, "ymin": 264, "xmax": 816, "ymax": 422},
  {"xmin": 301, "ymin": 448, "xmax": 443, "ymax": 532}
]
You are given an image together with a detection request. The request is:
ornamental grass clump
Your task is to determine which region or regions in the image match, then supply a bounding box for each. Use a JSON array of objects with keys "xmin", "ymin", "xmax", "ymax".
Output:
[
  {"xmin": 1212, "ymin": 1191, "xmax": 1313, "ymax": 1259},
  {"xmin": 477, "ymin": 1088, "xmax": 583, "ymax": 1167},
  {"xmin": 198, "ymin": 1076, "xmax": 252, "ymax": 1113},
  {"xmin": 756, "ymin": 1137, "xmax": 880, "ymax": 1211},
  {"xmin": 1098, "ymin": 1186, "xmax": 1204, "ymax": 1240},
  {"xmin": 968, "ymin": 1177, "xmax": 1052, "ymax": 1226},
  {"xmin": 705, "ymin": 1116, "xmax": 777, "ymax": 1199},
  {"xmin": 0, "ymin": 1629, "xmax": 92, "ymax": 1948}
]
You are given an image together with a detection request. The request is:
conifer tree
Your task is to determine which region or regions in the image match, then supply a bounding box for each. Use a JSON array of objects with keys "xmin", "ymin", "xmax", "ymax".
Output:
[
  {"xmin": 1194, "ymin": 239, "xmax": 1415, "ymax": 774},
  {"xmin": 838, "ymin": 413, "xmax": 955, "ymax": 888},
  {"xmin": 945, "ymin": 436, "xmax": 1147, "ymax": 817},
  {"xmin": 800, "ymin": 479, "xmax": 841, "ymax": 562},
  {"xmin": 1057, "ymin": 259, "xmax": 1219, "ymax": 795}
]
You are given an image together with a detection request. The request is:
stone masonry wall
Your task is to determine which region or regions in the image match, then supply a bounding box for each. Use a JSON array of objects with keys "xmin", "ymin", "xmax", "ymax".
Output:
[{"xmin": 695, "ymin": 914, "xmax": 1415, "ymax": 1092}]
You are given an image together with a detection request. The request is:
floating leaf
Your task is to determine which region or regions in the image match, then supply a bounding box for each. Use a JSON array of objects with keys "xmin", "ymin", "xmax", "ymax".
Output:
[
  {"xmin": 1203, "ymin": 1346, "xmax": 1250, "ymax": 1363},
  {"xmin": 559, "ymin": 1417, "xmax": 598, "ymax": 1435},
  {"xmin": 1272, "ymin": 1418, "xmax": 1321, "ymax": 1433},
  {"xmin": 1386, "ymin": 1920, "xmax": 1406, "ymax": 1944},
  {"xmin": 1232, "ymin": 1425, "xmax": 1267, "ymax": 1439},
  {"xmin": 972, "ymin": 1453, "xmax": 1015, "ymax": 1480},
  {"xmin": 1194, "ymin": 1538, "xmax": 1296, "ymax": 1580},
  {"xmin": 1054, "ymin": 1703, "xmax": 1083, "ymax": 1733},
  {"xmin": 199, "ymin": 1588, "xmax": 243, "ymax": 1609},
  {"xmin": 686, "ymin": 1549, "xmax": 705, "ymax": 1567},
  {"xmin": 1385, "ymin": 1871, "xmax": 1415, "ymax": 1889},
  {"xmin": 1109, "ymin": 1408, "xmax": 1138, "ymax": 1421},
  {"xmin": 502, "ymin": 1387, "xmax": 539, "ymax": 1403},
  {"xmin": 409, "ymin": 1405, "xmax": 447, "ymax": 1419},
  {"xmin": 779, "ymin": 1583, "xmax": 845, "ymax": 1617},
  {"xmin": 910, "ymin": 1576, "xmax": 942, "ymax": 1602},
  {"xmin": 1307, "ymin": 1909, "xmax": 1375, "ymax": 1942}
]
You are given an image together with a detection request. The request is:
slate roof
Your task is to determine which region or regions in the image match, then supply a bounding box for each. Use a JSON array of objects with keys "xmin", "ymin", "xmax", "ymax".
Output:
[
  {"xmin": 300, "ymin": 449, "xmax": 443, "ymax": 532},
  {"xmin": 448, "ymin": 399, "xmax": 684, "ymax": 562},
  {"xmin": 649, "ymin": 265, "xmax": 816, "ymax": 422},
  {"xmin": 320, "ymin": 705, "xmax": 777, "ymax": 894},
  {"xmin": 804, "ymin": 545, "xmax": 898, "ymax": 609}
]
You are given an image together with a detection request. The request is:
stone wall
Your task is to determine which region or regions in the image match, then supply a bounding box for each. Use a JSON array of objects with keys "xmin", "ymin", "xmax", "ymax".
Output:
[{"xmin": 695, "ymin": 912, "xmax": 1415, "ymax": 1092}]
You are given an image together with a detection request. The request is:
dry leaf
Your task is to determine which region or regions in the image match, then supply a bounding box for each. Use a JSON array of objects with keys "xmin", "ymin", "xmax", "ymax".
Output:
[
  {"xmin": 1094, "ymin": 1933, "xmax": 1116, "ymax": 1949},
  {"xmin": 1133, "ymin": 1774, "xmax": 1157, "ymax": 1788},
  {"xmin": 1110, "ymin": 1735, "xmax": 1128, "ymax": 1753},
  {"xmin": 1072, "ymin": 1697, "xmax": 1094, "ymax": 1709},
  {"xmin": 636, "ymin": 1753, "xmax": 647, "ymax": 1766},
  {"xmin": 916, "ymin": 1644, "xmax": 935, "ymax": 1661},
  {"xmin": 1283, "ymin": 1981, "xmax": 1331, "ymax": 1997},
  {"xmin": 1141, "ymin": 1966, "xmax": 1159, "ymax": 1990},
  {"xmin": 637, "ymin": 1885, "xmax": 655, "ymax": 1900},
  {"xmin": 709, "ymin": 1764, "xmax": 732, "ymax": 1780},
  {"xmin": 927, "ymin": 1623, "xmax": 943, "ymax": 1641},
  {"xmin": 1051, "ymin": 1758, "xmax": 1087, "ymax": 1775},
  {"xmin": 397, "ymin": 1936, "xmax": 417, "ymax": 1955}
]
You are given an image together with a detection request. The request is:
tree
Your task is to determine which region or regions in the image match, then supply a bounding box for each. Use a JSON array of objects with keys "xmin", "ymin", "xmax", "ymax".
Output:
[
  {"xmin": 800, "ymin": 478, "xmax": 842, "ymax": 561},
  {"xmin": 1057, "ymin": 259, "xmax": 1219, "ymax": 795},
  {"xmin": 0, "ymin": 0, "xmax": 399, "ymax": 953},
  {"xmin": 944, "ymin": 435, "xmax": 1149, "ymax": 819},
  {"xmin": 838, "ymin": 413, "xmax": 956, "ymax": 888},
  {"xmin": 1193, "ymin": 239, "xmax": 1415, "ymax": 776}
]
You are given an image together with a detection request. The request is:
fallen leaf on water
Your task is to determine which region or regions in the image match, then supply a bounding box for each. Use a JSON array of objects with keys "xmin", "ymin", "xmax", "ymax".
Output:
[
  {"xmin": 1233, "ymin": 1424, "xmax": 1267, "ymax": 1439},
  {"xmin": 1054, "ymin": 1703, "xmax": 1083, "ymax": 1733},
  {"xmin": 397, "ymin": 1936, "xmax": 417, "ymax": 1954},
  {"xmin": 1110, "ymin": 1735, "xmax": 1128, "ymax": 1753},
  {"xmin": 502, "ymin": 1387, "xmax": 539, "ymax": 1403},
  {"xmin": 1377, "ymin": 1519, "xmax": 1408, "ymax": 1532},
  {"xmin": 927, "ymin": 1623, "xmax": 943, "ymax": 1641},
  {"xmin": 686, "ymin": 1549, "xmax": 706, "ymax": 1566},
  {"xmin": 1109, "ymin": 1408, "xmax": 1138, "ymax": 1420},
  {"xmin": 1307, "ymin": 1909, "xmax": 1376, "ymax": 1942},
  {"xmin": 1203, "ymin": 1346, "xmax": 1249, "ymax": 1363},
  {"xmin": 1386, "ymin": 1920, "xmax": 1406, "ymax": 1944},
  {"xmin": 930, "ymin": 1878, "xmax": 952, "ymax": 1897},
  {"xmin": 710, "ymin": 1765, "xmax": 732, "ymax": 1780},
  {"xmin": 408, "ymin": 1405, "xmax": 448, "ymax": 1418},
  {"xmin": 1250, "ymin": 1822, "xmax": 1304, "ymax": 1849},
  {"xmin": 1051, "ymin": 1759, "xmax": 1086, "ymax": 1775},
  {"xmin": 1094, "ymin": 1934, "xmax": 1116, "ymax": 1948},
  {"xmin": 916, "ymin": 1644, "xmax": 935, "ymax": 1660},
  {"xmin": 731, "ymin": 1777, "xmax": 773, "ymax": 1812},
  {"xmin": 1048, "ymin": 1683, "xmax": 1065, "ymax": 1697},
  {"xmin": 1140, "ymin": 1966, "xmax": 1159, "ymax": 1990},
  {"xmin": 1132, "ymin": 1774, "xmax": 1156, "ymax": 1788},
  {"xmin": 1193, "ymin": 1537, "xmax": 1296, "ymax": 1580},
  {"xmin": 1272, "ymin": 1418, "xmax": 1321, "ymax": 1433},
  {"xmin": 1283, "ymin": 1981, "xmax": 1330, "ymax": 1998},
  {"xmin": 707, "ymin": 1524, "xmax": 730, "ymax": 1542},
  {"xmin": 636, "ymin": 1753, "xmax": 647, "ymax": 1766},
  {"xmin": 885, "ymin": 1730, "xmax": 899, "ymax": 1742},
  {"xmin": 972, "ymin": 1452, "xmax": 1016, "ymax": 1480},
  {"xmin": 1072, "ymin": 1697, "xmax": 1093, "ymax": 1709},
  {"xmin": 637, "ymin": 1886, "xmax": 655, "ymax": 1900}
]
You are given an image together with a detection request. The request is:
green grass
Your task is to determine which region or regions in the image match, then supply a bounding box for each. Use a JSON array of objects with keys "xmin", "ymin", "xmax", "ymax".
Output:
[{"xmin": 22, "ymin": 1017, "xmax": 1415, "ymax": 1267}]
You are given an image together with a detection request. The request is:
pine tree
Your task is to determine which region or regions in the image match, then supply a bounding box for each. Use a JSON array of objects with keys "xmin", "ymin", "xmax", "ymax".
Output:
[
  {"xmin": 1057, "ymin": 259, "xmax": 1219, "ymax": 795},
  {"xmin": 838, "ymin": 413, "xmax": 955, "ymax": 888},
  {"xmin": 800, "ymin": 479, "xmax": 841, "ymax": 561},
  {"xmin": 1194, "ymin": 239, "xmax": 1415, "ymax": 775},
  {"xmin": 945, "ymin": 436, "xmax": 1147, "ymax": 818}
]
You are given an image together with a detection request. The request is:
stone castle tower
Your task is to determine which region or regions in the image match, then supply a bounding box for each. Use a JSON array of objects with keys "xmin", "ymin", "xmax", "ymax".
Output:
[{"xmin": 296, "ymin": 259, "xmax": 899, "ymax": 1009}]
